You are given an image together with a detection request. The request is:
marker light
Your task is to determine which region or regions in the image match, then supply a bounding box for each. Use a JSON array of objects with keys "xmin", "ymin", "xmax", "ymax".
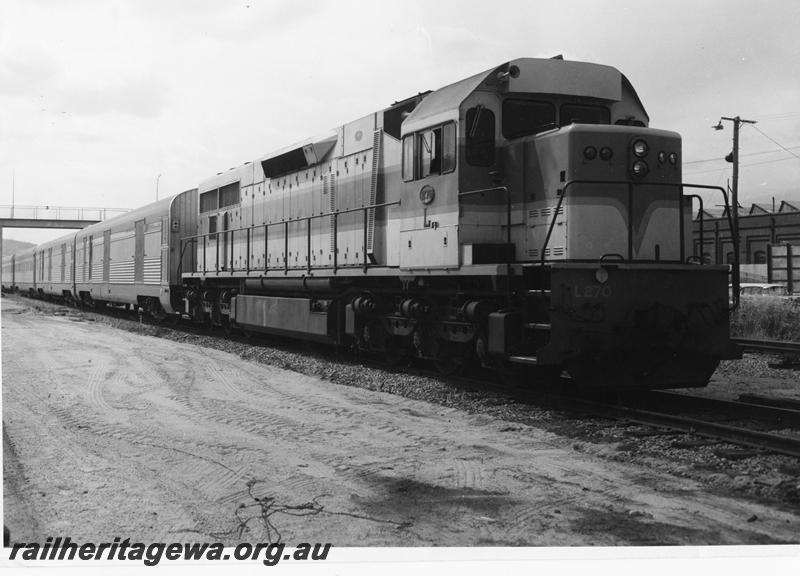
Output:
[
  {"xmin": 583, "ymin": 146, "xmax": 597, "ymax": 160},
  {"xmin": 600, "ymin": 147, "xmax": 613, "ymax": 160},
  {"xmin": 658, "ymin": 151, "xmax": 667, "ymax": 164},
  {"xmin": 632, "ymin": 139, "xmax": 648, "ymax": 157},
  {"xmin": 632, "ymin": 160, "xmax": 649, "ymax": 178},
  {"xmin": 668, "ymin": 152, "xmax": 678, "ymax": 165}
]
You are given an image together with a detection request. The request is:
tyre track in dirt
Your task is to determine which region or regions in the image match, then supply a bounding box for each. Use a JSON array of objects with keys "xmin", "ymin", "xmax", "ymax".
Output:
[{"xmin": 5, "ymin": 296, "xmax": 800, "ymax": 545}]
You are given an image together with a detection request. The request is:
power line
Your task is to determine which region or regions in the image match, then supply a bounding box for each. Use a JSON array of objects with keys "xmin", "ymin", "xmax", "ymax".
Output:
[
  {"xmin": 749, "ymin": 125, "xmax": 800, "ymax": 161},
  {"xmin": 756, "ymin": 111, "xmax": 800, "ymax": 121},
  {"xmin": 684, "ymin": 145, "xmax": 800, "ymax": 165},
  {"xmin": 684, "ymin": 155, "xmax": 800, "ymax": 175}
]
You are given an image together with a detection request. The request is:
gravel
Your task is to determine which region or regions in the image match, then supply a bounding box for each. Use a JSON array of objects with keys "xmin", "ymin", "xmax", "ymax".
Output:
[{"xmin": 10, "ymin": 294, "xmax": 800, "ymax": 512}]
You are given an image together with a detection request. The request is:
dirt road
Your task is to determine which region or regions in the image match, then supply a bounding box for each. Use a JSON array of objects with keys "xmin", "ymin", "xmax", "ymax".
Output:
[{"xmin": 3, "ymin": 297, "xmax": 799, "ymax": 545}]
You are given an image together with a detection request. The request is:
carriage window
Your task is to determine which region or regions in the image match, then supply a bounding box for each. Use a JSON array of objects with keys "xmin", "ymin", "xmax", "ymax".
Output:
[
  {"xmin": 466, "ymin": 106, "xmax": 495, "ymax": 166},
  {"xmin": 560, "ymin": 104, "xmax": 611, "ymax": 126},
  {"xmin": 503, "ymin": 99, "xmax": 556, "ymax": 139}
]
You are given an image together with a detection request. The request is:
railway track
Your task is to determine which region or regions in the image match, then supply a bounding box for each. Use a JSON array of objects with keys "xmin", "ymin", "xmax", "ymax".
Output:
[
  {"xmin": 558, "ymin": 390, "xmax": 800, "ymax": 459},
  {"xmin": 403, "ymin": 363, "xmax": 800, "ymax": 460},
  {"xmin": 731, "ymin": 337, "xmax": 800, "ymax": 355},
  {"xmin": 11, "ymin": 293, "xmax": 800, "ymax": 460}
]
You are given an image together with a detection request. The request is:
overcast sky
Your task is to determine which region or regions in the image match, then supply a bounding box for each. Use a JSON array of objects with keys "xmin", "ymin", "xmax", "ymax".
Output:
[{"xmin": 2, "ymin": 0, "xmax": 799, "ymax": 244}]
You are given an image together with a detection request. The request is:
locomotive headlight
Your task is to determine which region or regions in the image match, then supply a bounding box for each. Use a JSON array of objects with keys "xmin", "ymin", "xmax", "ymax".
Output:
[
  {"xmin": 419, "ymin": 184, "xmax": 435, "ymax": 205},
  {"xmin": 594, "ymin": 268, "xmax": 609, "ymax": 284},
  {"xmin": 632, "ymin": 139, "xmax": 648, "ymax": 157},
  {"xmin": 668, "ymin": 152, "xmax": 678, "ymax": 165},
  {"xmin": 599, "ymin": 147, "xmax": 613, "ymax": 160},
  {"xmin": 658, "ymin": 151, "xmax": 667, "ymax": 164},
  {"xmin": 631, "ymin": 160, "xmax": 649, "ymax": 178},
  {"xmin": 583, "ymin": 146, "xmax": 597, "ymax": 160}
]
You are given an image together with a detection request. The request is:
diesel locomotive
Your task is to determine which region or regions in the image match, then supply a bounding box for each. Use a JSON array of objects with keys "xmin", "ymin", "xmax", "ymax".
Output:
[{"xmin": 2, "ymin": 57, "xmax": 741, "ymax": 388}]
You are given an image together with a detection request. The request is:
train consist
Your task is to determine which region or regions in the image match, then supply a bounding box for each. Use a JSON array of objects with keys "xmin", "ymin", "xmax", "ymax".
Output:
[{"xmin": 2, "ymin": 57, "xmax": 741, "ymax": 388}]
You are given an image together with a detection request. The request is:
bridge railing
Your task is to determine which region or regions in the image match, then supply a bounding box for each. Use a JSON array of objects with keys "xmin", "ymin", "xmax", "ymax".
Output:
[{"xmin": 0, "ymin": 205, "xmax": 130, "ymax": 221}]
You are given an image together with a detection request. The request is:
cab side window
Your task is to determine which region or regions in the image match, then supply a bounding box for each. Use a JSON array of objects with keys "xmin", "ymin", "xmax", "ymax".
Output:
[
  {"xmin": 402, "ymin": 122, "xmax": 456, "ymax": 181},
  {"xmin": 466, "ymin": 106, "xmax": 495, "ymax": 166},
  {"xmin": 402, "ymin": 135, "xmax": 414, "ymax": 180}
]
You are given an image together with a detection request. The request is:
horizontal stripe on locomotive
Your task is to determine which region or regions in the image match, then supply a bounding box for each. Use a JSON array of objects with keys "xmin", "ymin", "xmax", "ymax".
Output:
[{"xmin": 183, "ymin": 262, "xmax": 510, "ymax": 280}]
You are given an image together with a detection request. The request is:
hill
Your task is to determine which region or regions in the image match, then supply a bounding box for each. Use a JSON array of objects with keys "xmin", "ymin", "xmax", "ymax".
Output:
[{"xmin": 2, "ymin": 239, "xmax": 36, "ymax": 256}]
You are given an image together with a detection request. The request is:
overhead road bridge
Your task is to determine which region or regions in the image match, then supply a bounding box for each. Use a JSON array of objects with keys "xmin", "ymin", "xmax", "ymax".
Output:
[
  {"xmin": 0, "ymin": 204, "xmax": 129, "ymax": 229},
  {"xmin": 0, "ymin": 204, "xmax": 130, "ymax": 285}
]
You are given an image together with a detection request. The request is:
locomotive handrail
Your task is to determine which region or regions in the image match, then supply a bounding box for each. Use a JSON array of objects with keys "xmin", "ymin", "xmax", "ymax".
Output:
[
  {"xmin": 685, "ymin": 194, "xmax": 704, "ymax": 261},
  {"xmin": 180, "ymin": 200, "xmax": 402, "ymax": 242},
  {"xmin": 540, "ymin": 180, "xmax": 739, "ymax": 311},
  {"xmin": 181, "ymin": 199, "xmax": 401, "ymax": 276}
]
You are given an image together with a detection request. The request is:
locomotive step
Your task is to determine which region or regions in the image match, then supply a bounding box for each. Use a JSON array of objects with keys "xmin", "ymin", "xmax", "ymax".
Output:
[
  {"xmin": 524, "ymin": 323, "xmax": 552, "ymax": 331},
  {"xmin": 526, "ymin": 289, "xmax": 551, "ymax": 296}
]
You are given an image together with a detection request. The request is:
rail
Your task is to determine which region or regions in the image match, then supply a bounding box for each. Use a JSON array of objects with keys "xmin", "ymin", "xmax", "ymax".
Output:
[
  {"xmin": 180, "ymin": 200, "xmax": 401, "ymax": 276},
  {"xmin": 0, "ymin": 205, "xmax": 130, "ymax": 221},
  {"xmin": 731, "ymin": 337, "xmax": 800, "ymax": 354}
]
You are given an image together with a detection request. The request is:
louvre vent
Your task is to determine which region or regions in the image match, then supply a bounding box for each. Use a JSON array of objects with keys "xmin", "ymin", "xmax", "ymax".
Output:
[
  {"xmin": 327, "ymin": 173, "xmax": 336, "ymax": 253},
  {"xmin": 366, "ymin": 129, "xmax": 382, "ymax": 257},
  {"xmin": 528, "ymin": 206, "xmax": 563, "ymax": 219}
]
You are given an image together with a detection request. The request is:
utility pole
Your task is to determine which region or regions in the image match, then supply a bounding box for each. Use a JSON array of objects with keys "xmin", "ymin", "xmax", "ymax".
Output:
[
  {"xmin": 156, "ymin": 173, "xmax": 162, "ymax": 201},
  {"xmin": 713, "ymin": 115, "xmax": 756, "ymax": 300}
]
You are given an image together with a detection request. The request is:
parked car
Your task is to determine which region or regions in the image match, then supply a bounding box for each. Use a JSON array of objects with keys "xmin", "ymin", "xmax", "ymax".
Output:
[{"xmin": 739, "ymin": 283, "xmax": 791, "ymax": 297}]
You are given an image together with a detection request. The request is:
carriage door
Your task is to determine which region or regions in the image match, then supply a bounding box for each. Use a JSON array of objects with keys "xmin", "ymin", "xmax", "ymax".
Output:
[
  {"xmin": 82, "ymin": 237, "xmax": 87, "ymax": 282},
  {"xmin": 88, "ymin": 236, "xmax": 94, "ymax": 281},
  {"xmin": 134, "ymin": 219, "xmax": 145, "ymax": 283},
  {"xmin": 47, "ymin": 248, "xmax": 52, "ymax": 282},
  {"xmin": 103, "ymin": 230, "xmax": 111, "ymax": 282},
  {"xmin": 60, "ymin": 243, "xmax": 66, "ymax": 282}
]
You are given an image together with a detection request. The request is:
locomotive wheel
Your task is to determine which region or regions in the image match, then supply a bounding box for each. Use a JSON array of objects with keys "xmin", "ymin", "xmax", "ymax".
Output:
[
  {"xmin": 383, "ymin": 336, "xmax": 409, "ymax": 366},
  {"xmin": 433, "ymin": 340, "xmax": 466, "ymax": 376},
  {"xmin": 147, "ymin": 298, "xmax": 167, "ymax": 323},
  {"xmin": 206, "ymin": 305, "xmax": 222, "ymax": 331}
]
